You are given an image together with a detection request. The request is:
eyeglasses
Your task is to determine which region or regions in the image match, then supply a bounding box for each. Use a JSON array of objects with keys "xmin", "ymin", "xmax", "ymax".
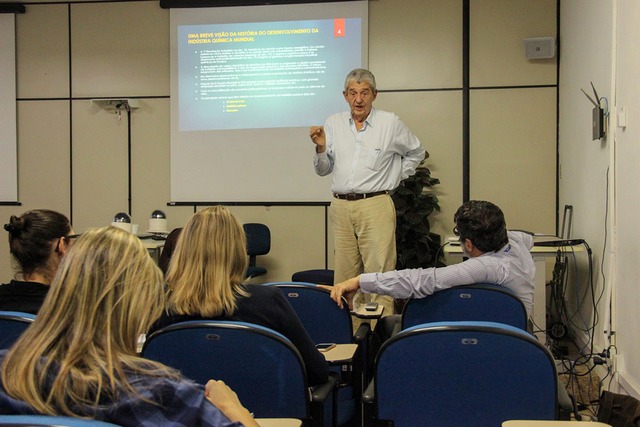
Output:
[
  {"xmin": 453, "ymin": 226, "xmax": 465, "ymax": 243},
  {"xmin": 55, "ymin": 233, "xmax": 81, "ymax": 253}
]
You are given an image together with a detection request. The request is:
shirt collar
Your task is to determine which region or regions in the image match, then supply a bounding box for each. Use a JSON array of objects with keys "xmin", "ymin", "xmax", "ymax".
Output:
[
  {"xmin": 349, "ymin": 107, "xmax": 376, "ymax": 128},
  {"xmin": 478, "ymin": 242, "xmax": 510, "ymax": 257}
]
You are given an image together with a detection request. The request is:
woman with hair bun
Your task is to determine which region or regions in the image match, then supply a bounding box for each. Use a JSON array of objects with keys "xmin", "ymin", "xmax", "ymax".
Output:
[{"xmin": 1, "ymin": 209, "xmax": 74, "ymax": 314}]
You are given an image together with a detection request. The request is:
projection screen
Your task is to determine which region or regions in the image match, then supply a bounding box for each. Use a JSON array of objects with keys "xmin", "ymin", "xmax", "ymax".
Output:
[
  {"xmin": 169, "ymin": 1, "xmax": 368, "ymax": 203},
  {"xmin": 0, "ymin": 13, "xmax": 18, "ymax": 203}
]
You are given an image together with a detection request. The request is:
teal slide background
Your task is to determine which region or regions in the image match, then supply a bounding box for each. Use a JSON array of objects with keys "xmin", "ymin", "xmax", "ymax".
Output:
[{"xmin": 178, "ymin": 18, "xmax": 362, "ymax": 131}]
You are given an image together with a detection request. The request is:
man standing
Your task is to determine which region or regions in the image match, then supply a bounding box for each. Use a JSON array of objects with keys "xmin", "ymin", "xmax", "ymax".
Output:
[{"xmin": 310, "ymin": 68, "xmax": 425, "ymax": 317}]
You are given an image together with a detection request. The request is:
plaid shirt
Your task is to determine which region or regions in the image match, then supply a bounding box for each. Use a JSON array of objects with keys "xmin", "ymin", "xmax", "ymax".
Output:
[{"xmin": 0, "ymin": 351, "xmax": 245, "ymax": 427}]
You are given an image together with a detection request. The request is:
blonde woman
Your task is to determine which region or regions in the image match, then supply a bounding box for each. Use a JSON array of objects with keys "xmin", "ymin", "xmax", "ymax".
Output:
[
  {"xmin": 152, "ymin": 206, "xmax": 329, "ymax": 386},
  {"xmin": 1, "ymin": 209, "xmax": 74, "ymax": 314},
  {"xmin": 0, "ymin": 227, "xmax": 258, "ymax": 427}
]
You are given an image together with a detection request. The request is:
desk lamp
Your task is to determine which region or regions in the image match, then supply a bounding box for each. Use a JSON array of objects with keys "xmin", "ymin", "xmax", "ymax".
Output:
[
  {"xmin": 111, "ymin": 212, "xmax": 132, "ymax": 233},
  {"xmin": 149, "ymin": 210, "xmax": 168, "ymax": 234}
]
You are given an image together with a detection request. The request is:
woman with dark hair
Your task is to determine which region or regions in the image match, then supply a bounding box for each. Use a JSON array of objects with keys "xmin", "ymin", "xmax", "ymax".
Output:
[{"xmin": 1, "ymin": 209, "xmax": 74, "ymax": 314}]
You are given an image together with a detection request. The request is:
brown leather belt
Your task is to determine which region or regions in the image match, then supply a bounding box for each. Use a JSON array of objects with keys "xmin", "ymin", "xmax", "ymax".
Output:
[{"xmin": 333, "ymin": 190, "xmax": 388, "ymax": 201}]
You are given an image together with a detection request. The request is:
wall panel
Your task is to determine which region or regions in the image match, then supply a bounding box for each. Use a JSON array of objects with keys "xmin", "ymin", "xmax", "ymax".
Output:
[
  {"xmin": 369, "ymin": 0, "xmax": 463, "ymax": 90},
  {"xmin": 470, "ymin": 0, "xmax": 557, "ymax": 87},
  {"xmin": 130, "ymin": 97, "xmax": 184, "ymax": 230},
  {"xmin": 375, "ymin": 90, "xmax": 464, "ymax": 240},
  {"xmin": 71, "ymin": 1, "xmax": 168, "ymax": 97},
  {"xmin": 16, "ymin": 4, "xmax": 69, "ymax": 98},
  {"xmin": 72, "ymin": 100, "xmax": 129, "ymax": 232},
  {"xmin": 470, "ymin": 87, "xmax": 557, "ymax": 233},
  {"xmin": 0, "ymin": 100, "xmax": 71, "ymax": 280}
]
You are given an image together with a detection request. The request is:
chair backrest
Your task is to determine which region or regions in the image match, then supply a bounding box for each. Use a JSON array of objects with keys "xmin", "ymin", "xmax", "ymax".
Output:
[
  {"xmin": 290, "ymin": 269, "xmax": 335, "ymax": 286},
  {"xmin": 141, "ymin": 320, "xmax": 309, "ymax": 419},
  {"xmin": 266, "ymin": 282, "xmax": 353, "ymax": 344},
  {"xmin": 243, "ymin": 223, "xmax": 270, "ymax": 278},
  {"xmin": 0, "ymin": 311, "xmax": 36, "ymax": 350},
  {"xmin": 373, "ymin": 321, "xmax": 558, "ymax": 427},
  {"xmin": 158, "ymin": 227, "xmax": 183, "ymax": 275},
  {"xmin": 0, "ymin": 415, "xmax": 122, "ymax": 426},
  {"xmin": 401, "ymin": 284, "xmax": 528, "ymax": 331},
  {"xmin": 267, "ymin": 282, "xmax": 366, "ymax": 427},
  {"xmin": 244, "ymin": 223, "xmax": 270, "ymax": 257}
]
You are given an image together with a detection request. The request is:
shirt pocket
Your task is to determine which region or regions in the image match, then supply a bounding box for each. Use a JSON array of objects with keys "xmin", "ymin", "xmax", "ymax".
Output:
[{"xmin": 365, "ymin": 146, "xmax": 384, "ymax": 170}]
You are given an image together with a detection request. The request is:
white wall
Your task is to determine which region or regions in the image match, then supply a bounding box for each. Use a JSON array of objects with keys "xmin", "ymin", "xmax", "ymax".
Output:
[
  {"xmin": 559, "ymin": 0, "xmax": 640, "ymax": 396},
  {"xmin": 611, "ymin": 0, "xmax": 640, "ymax": 397},
  {"xmin": 558, "ymin": 0, "xmax": 613, "ymax": 355}
]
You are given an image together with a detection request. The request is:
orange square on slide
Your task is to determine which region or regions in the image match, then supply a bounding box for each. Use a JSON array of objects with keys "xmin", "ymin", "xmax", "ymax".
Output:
[{"xmin": 334, "ymin": 19, "xmax": 345, "ymax": 37}]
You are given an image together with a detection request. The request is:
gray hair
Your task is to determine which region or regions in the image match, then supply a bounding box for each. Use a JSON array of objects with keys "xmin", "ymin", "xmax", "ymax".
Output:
[{"xmin": 344, "ymin": 68, "xmax": 377, "ymax": 92}]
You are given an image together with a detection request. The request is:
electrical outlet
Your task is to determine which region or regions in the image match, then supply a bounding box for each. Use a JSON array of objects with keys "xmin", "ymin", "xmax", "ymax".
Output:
[{"xmin": 618, "ymin": 107, "xmax": 627, "ymax": 128}]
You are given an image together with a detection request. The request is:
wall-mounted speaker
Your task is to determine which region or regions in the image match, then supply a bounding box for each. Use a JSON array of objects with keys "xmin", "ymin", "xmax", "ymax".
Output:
[{"xmin": 523, "ymin": 37, "xmax": 555, "ymax": 59}]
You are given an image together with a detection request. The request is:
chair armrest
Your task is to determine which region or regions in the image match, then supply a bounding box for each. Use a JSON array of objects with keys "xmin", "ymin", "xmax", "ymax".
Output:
[
  {"xmin": 309, "ymin": 374, "xmax": 338, "ymax": 427},
  {"xmin": 353, "ymin": 323, "xmax": 371, "ymax": 343},
  {"xmin": 362, "ymin": 379, "xmax": 375, "ymax": 404},
  {"xmin": 310, "ymin": 373, "xmax": 339, "ymax": 403},
  {"xmin": 391, "ymin": 319, "xmax": 402, "ymax": 336},
  {"xmin": 361, "ymin": 379, "xmax": 376, "ymax": 426},
  {"xmin": 558, "ymin": 382, "xmax": 581, "ymax": 421}
]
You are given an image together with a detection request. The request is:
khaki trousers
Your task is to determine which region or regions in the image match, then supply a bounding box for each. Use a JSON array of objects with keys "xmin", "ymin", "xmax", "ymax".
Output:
[{"xmin": 330, "ymin": 194, "xmax": 397, "ymax": 328}]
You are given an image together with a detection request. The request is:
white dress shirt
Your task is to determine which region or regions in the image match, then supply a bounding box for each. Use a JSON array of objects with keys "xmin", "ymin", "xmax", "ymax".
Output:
[
  {"xmin": 359, "ymin": 231, "xmax": 536, "ymax": 316},
  {"xmin": 313, "ymin": 108, "xmax": 425, "ymax": 194}
]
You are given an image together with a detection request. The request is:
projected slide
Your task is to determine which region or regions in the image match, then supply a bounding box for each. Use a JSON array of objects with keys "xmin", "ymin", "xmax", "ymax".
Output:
[
  {"xmin": 169, "ymin": 1, "xmax": 368, "ymax": 202},
  {"xmin": 177, "ymin": 18, "xmax": 361, "ymax": 131}
]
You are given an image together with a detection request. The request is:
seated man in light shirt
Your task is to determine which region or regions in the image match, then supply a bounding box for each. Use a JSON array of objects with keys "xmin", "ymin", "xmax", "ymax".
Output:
[{"xmin": 326, "ymin": 200, "xmax": 536, "ymax": 338}]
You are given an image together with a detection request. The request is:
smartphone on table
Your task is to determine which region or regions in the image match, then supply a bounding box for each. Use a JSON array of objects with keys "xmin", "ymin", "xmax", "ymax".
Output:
[
  {"xmin": 365, "ymin": 302, "xmax": 379, "ymax": 311},
  {"xmin": 316, "ymin": 343, "xmax": 337, "ymax": 352}
]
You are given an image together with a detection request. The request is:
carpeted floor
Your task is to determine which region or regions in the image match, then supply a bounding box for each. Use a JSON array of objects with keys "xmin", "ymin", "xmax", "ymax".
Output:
[{"xmin": 558, "ymin": 360, "xmax": 603, "ymax": 420}]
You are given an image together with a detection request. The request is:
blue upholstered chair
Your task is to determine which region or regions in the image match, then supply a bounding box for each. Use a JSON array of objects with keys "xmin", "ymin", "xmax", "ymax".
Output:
[
  {"xmin": 0, "ymin": 415, "xmax": 122, "ymax": 426},
  {"xmin": 291, "ymin": 269, "xmax": 334, "ymax": 285},
  {"xmin": 363, "ymin": 321, "xmax": 559, "ymax": 427},
  {"xmin": 266, "ymin": 282, "xmax": 370, "ymax": 426},
  {"xmin": 401, "ymin": 283, "xmax": 528, "ymax": 330},
  {"xmin": 266, "ymin": 282, "xmax": 364, "ymax": 344},
  {"xmin": 398, "ymin": 284, "xmax": 578, "ymax": 420},
  {"xmin": 141, "ymin": 320, "xmax": 336, "ymax": 427},
  {"xmin": 0, "ymin": 311, "xmax": 35, "ymax": 350}
]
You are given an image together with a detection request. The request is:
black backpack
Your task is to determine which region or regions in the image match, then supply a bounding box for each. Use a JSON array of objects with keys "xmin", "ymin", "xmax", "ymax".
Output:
[{"xmin": 598, "ymin": 391, "xmax": 640, "ymax": 427}]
